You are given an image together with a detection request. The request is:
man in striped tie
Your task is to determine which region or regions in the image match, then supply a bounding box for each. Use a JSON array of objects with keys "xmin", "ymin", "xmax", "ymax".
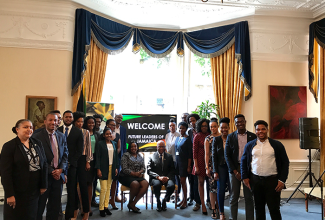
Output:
[{"xmin": 32, "ymin": 112, "xmax": 68, "ymax": 220}]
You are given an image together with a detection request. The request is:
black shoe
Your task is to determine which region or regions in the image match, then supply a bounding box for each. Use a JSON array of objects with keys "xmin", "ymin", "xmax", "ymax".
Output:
[
  {"xmin": 188, "ymin": 199, "xmax": 194, "ymax": 206},
  {"xmin": 99, "ymin": 210, "xmax": 106, "ymax": 217},
  {"xmin": 127, "ymin": 204, "xmax": 141, "ymax": 214},
  {"xmin": 156, "ymin": 200, "xmax": 162, "ymax": 212},
  {"xmin": 104, "ymin": 208, "xmax": 112, "ymax": 215},
  {"xmin": 162, "ymin": 199, "xmax": 167, "ymax": 211},
  {"xmin": 91, "ymin": 200, "xmax": 99, "ymax": 207}
]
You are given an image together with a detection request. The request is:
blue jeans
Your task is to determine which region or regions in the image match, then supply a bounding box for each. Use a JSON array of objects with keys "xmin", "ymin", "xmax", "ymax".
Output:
[{"xmin": 217, "ymin": 163, "xmax": 230, "ymax": 213}]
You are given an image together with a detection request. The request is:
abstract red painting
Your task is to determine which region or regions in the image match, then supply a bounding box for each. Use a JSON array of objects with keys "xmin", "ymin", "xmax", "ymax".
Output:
[{"xmin": 269, "ymin": 86, "xmax": 307, "ymax": 139}]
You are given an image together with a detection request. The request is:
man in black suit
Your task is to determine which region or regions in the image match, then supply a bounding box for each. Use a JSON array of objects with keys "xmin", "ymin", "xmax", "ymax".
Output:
[
  {"xmin": 33, "ymin": 113, "xmax": 69, "ymax": 220},
  {"xmin": 147, "ymin": 140, "xmax": 176, "ymax": 212},
  {"xmin": 224, "ymin": 114, "xmax": 256, "ymax": 220},
  {"xmin": 241, "ymin": 120, "xmax": 289, "ymax": 220},
  {"xmin": 57, "ymin": 110, "xmax": 84, "ymax": 220}
]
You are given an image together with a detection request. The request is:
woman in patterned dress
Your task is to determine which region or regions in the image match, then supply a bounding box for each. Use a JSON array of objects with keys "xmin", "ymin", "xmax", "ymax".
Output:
[
  {"xmin": 204, "ymin": 118, "xmax": 221, "ymax": 219},
  {"xmin": 118, "ymin": 142, "xmax": 149, "ymax": 213},
  {"xmin": 192, "ymin": 118, "xmax": 211, "ymax": 215}
]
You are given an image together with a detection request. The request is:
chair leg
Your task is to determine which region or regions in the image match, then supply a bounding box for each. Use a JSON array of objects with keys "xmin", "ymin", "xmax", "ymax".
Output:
[
  {"xmin": 151, "ymin": 189, "xmax": 153, "ymax": 210},
  {"xmin": 305, "ymin": 193, "xmax": 308, "ymax": 212},
  {"xmin": 175, "ymin": 190, "xmax": 177, "ymax": 209},
  {"xmin": 146, "ymin": 191, "xmax": 148, "ymax": 210},
  {"xmin": 121, "ymin": 191, "xmax": 123, "ymax": 210}
]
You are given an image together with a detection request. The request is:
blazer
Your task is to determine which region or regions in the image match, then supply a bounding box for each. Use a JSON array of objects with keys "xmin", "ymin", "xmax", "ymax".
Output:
[
  {"xmin": 32, "ymin": 128, "xmax": 69, "ymax": 180},
  {"xmin": 95, "ymin": 140, "xmax": 119, "ymax": 180},
  {"xmin": 212, "ymin": 136, "xmax": 227, "ymax": 173},
  {"xmin": 241, "ymin": 138, "xmax": 290, "ymax": 184},
  {"xmin": 58, "ymin": 125, "xmax": 83, "ymax": 168},
  {"xmin": 1, "ymin": 137, "xmax": 48, "ymax": 198},
  {"xmin": 174, "ymin": 136, "xmax": 192, "ymax": 169},
  {"xmin": 224, "ymin": 130, "xmax": 256, "ymax": 173},
  {"xmin": 147, "ymin": 151, "xmax": 176, "ymax": 184}
]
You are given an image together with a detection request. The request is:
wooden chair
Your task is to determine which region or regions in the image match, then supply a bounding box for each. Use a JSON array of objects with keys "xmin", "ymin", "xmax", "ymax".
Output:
[{"xmin": 150, "ymin": 184, "xmax": 178, "ymax": 210}]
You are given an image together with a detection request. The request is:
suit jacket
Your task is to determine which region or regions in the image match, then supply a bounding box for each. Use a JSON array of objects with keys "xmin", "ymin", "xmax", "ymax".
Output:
[
  {"xmin": 58, "ymin": 125, "xmax": 83, "ymax": 168},
  {"xmin": 119, "ymin": 125, "xmax": 127, "ymax": 157},
  {"xmin": 224, "ymin": 130, "xmax": 257, "ymax": 173},
  {"xmin": 241, "ymin": 138, "xmax": 290, "ymax": 184},
  {"xmin": 1, "ymin": 137, "xmax": 48, "ymax": 198},
  {"xmin": 212, "ymin": 136, "xmax": 227, "ymax": 173},
  {"xmin": 32, "ymin": 128, "xmax": 69, "ymax": 180},
  {"xmin": 95, "ymin": 140, "xmax": 119, "ymax": 180},
  {"xmin": 147, "ymin": 152, "xmax": 176, "ymax": 184}
]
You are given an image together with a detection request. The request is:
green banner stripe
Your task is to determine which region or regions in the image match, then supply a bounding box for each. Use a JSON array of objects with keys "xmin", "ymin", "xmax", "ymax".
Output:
[{"xmin": 123, "ymin": 115, "xmax": 143, "ymax": 121}]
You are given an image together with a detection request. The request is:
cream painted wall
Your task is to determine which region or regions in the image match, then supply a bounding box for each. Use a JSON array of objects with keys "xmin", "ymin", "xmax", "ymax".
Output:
[
  {"xmin": 0, "ymin": 47, "xmax": 73, "ymax": 146},
  {"xmin": 241, "ymin": 60, "xmax": 320, "ymax": 160}
]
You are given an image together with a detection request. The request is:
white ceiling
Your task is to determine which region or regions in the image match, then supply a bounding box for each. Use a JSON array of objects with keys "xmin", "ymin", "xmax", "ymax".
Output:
[{"xmin": 71, "ymin": 0, "xmax": 325, "ymax": 30}]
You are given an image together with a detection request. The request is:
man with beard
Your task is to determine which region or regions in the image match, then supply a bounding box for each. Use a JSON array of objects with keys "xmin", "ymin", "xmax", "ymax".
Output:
[{"xmin": 58, "ymin": 110, "xmax": 83, "ymax": 220}]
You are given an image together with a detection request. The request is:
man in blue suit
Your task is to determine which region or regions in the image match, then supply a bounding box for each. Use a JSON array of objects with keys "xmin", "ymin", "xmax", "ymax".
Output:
[
  {"xmin": 114, "ymin": 113, "xmax": 127, "ymax": 203},
  {"xmin": 33, "ymin": 113, "xmax": 69, "ymax": 220}
]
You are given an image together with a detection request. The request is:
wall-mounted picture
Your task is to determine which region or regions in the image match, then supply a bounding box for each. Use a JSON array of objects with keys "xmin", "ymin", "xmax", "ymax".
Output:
[
  {"xmin": 269, "ymin": 86, "xmax": 307, "ymax": 139},
  {"xmin": 25, "ymin": 96, "xmax": 57, "ymax": 130}
]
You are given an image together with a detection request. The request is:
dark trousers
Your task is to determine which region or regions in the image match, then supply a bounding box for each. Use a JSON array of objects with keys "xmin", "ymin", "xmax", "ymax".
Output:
[
  {"xmin": 37, "ymin": 175, "xmax": 63, "ymax": 220},
  {"xmin": 205, "ymin": 176, "xmax": 210, "ymax": 202},
  {"xmin": 151, "ymin": 179, "xmax": 175, "ymax": 202},
  {"xmin": 217, "ymin": 163, "xmax": 230, "ymax": 213},
  {"xmin": 251, "ymin": 174, "xmax": 282, "ymax": 220},
  {"xmin": 92, "ymin": 176, "xmax": 98, "ymax": 201},
  {"xmin": 188, "ymin": 173, "xmax": 195, "ymax": 200},
  {"xmin": 175, "ymin": 174, "xmax": 181, "ymax": 194},
  {"xmin": 193, "ymin": 176, "xmax": 201, "ymax": 204},
  {"xmin": 77, "ymin": 156, "xmax": 90, "ymax": 213},
  {"xmin": 65, "ymin": 166, "xmax": 78, "ymax": 219}
]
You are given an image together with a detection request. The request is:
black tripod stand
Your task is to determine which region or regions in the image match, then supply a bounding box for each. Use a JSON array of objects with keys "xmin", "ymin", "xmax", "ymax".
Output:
[{"xmin": 286, "ymin": 148, "xmax": 319, "ymax": 203}]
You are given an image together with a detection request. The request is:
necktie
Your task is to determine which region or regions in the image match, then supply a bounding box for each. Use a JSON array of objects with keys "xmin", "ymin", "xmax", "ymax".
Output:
[
  {"xmin": 160, "ymin": 154, "xmax": 164, "ymax": 171},
  {"xmin": 65, "ymin": 127, "xmax": 69, "ymax": 138},
  {"xmin": 49, "ymin": 133, "xmax": 58, "ymax": 168}
]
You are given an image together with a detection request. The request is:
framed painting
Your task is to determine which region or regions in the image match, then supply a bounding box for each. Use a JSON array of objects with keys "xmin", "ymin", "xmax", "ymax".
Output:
[
  {"xmin": 25, "ymin": 96, "xmax": 57, "ymax": 130},
  {"xmin": 269, "ymin": 86, "xmax": 307, "ymax": 139}
]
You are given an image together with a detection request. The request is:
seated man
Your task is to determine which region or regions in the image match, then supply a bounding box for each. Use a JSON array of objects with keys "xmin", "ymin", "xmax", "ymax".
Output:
[{"xmin": 147, "ymin": 140, "xmax": 176, "ymax": 212}]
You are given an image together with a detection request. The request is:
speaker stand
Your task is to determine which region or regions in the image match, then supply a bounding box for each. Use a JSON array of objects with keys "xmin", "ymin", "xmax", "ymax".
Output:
[{"xmin": 286, "ymin": 148, "xmax": 319, "ymax": 203}]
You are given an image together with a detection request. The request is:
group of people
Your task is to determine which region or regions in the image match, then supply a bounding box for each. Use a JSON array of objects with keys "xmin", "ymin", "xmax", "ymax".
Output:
[{"xmin": 1, "ymin": 110, "xmax": 290, "ymax": 220}]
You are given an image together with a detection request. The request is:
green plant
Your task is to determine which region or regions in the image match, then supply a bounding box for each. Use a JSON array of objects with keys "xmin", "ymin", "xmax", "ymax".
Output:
[{"xmin": 192, "ymin": 100, "xmax": 219, "ymax": 120}]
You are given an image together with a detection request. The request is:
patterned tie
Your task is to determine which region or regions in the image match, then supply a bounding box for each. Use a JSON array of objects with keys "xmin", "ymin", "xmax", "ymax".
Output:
[
  {"xmin": 49, "ymin": 133, "xmax": 58, "ymax": 168},
  {"xmin": 65, "ymin": 127, "xmax": 69, "ymax": 139},
  {"xmin": 160, "ymin": 154, "xmax": 164, "ymax": 171}
]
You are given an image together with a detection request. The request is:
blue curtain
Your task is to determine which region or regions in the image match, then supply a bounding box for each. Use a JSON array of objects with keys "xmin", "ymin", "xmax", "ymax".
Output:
[{"xmin": 72, "ymin": 8, "xmax": 252, "ymax": 100}]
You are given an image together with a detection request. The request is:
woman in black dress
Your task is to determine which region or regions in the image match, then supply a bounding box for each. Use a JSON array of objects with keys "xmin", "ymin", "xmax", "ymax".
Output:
[
  {"xmin": 174, "ymin": 121, "xmax": 192, "ymax": 209},
  {"xmin": 1, "ymin": 119, "xmax": 47, "ymax": 220},
  {"xmin": 118, "ymin": 142, "xmax": 149, "ymax": 213}
]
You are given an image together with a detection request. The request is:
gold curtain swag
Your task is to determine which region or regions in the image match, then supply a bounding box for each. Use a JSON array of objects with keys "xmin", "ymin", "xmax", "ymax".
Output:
[
  {"xmin": 211, "ymin": 44, "xmax": 243, "ymax": 133},
  {"xmin": 73, "ymin": 38, "xmax": 108, "ymax": 112},
  {"xmin": 310, "ymin": 39, "xmax": 320, "ymax": 103}
]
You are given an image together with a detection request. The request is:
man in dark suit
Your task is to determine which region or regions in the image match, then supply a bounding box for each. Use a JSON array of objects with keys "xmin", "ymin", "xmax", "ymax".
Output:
[
  {"xmin": 57, "ymin": 110, "xmax": 84, "ymax": 220},
  {"xmin": 241, "ymin": 120, "xmax": 289, "ymax": 220},
  {"xmin": 224, "ymin": 114, "xmax": 256, "ymax": 220},
  {"xmin": 114, "ymin": 113, "xmax": 127, "ymax": 203},
  {"xmin": 147, "ymin": 140, "xmax": 176, "ymax": 212},
  {"xmin": 32, "ymin": 113, "xmax": 68, "ymax": 220}
]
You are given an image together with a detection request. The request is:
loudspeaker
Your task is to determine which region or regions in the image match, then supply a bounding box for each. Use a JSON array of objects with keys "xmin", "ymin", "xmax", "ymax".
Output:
[{"xmin": 299, "ymin": 117, "xmax": 319, "ymax": 149}]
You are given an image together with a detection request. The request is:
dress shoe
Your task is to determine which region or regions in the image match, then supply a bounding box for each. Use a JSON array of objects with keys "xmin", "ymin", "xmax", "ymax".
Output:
[
  {"xmin": 193, "ymin": 203, "xmax": 201, "ymax": 211},
  {"xmin": 104, "ymin": 208, "xmax": 112, "ymax": 215},
  {"xmin": 188, "ymin": 199, "xmax": 194, "ymax": 206},
  {"xmin": 99, "ymin": 210, "xmax": 106, "ymax": 217},
  {"xmin": 180, "ymin": 205, "xmax": 188, "ymax": 209},
  {"xmin": 127, "ymin": 204, "xmax": 141, "ymax": 214},
  {"xmin": 162, "ymin": 199, "xmax": 167, "ymax": 211},
  {"xmin": 156, "ymin": 200, "xmax": 162, "ymax": 212},
  {"xmin": 91, "ymin": 200, "xmax": 99, "ymax": 207}
]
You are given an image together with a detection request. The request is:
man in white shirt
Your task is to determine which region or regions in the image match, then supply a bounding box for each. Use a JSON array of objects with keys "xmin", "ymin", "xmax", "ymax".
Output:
[{"xmin": 241, "ymin": 120, "xmax": 289, "ymax": 220}]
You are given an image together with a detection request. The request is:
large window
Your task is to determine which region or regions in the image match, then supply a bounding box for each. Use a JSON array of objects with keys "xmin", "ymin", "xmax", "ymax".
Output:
[{"xmin": 101, "ymin": 41, "xmax": 214, "ymax": 116}]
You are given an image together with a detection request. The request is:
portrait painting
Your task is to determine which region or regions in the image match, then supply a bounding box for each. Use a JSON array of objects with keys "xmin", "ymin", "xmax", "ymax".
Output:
[
  {"xmin": 269, "ymin": 86, "xmax": 307, "ymax": 139},
  {"xmin": 25, "ymin": 96, "xmax": 57, "ymax": 130}
]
